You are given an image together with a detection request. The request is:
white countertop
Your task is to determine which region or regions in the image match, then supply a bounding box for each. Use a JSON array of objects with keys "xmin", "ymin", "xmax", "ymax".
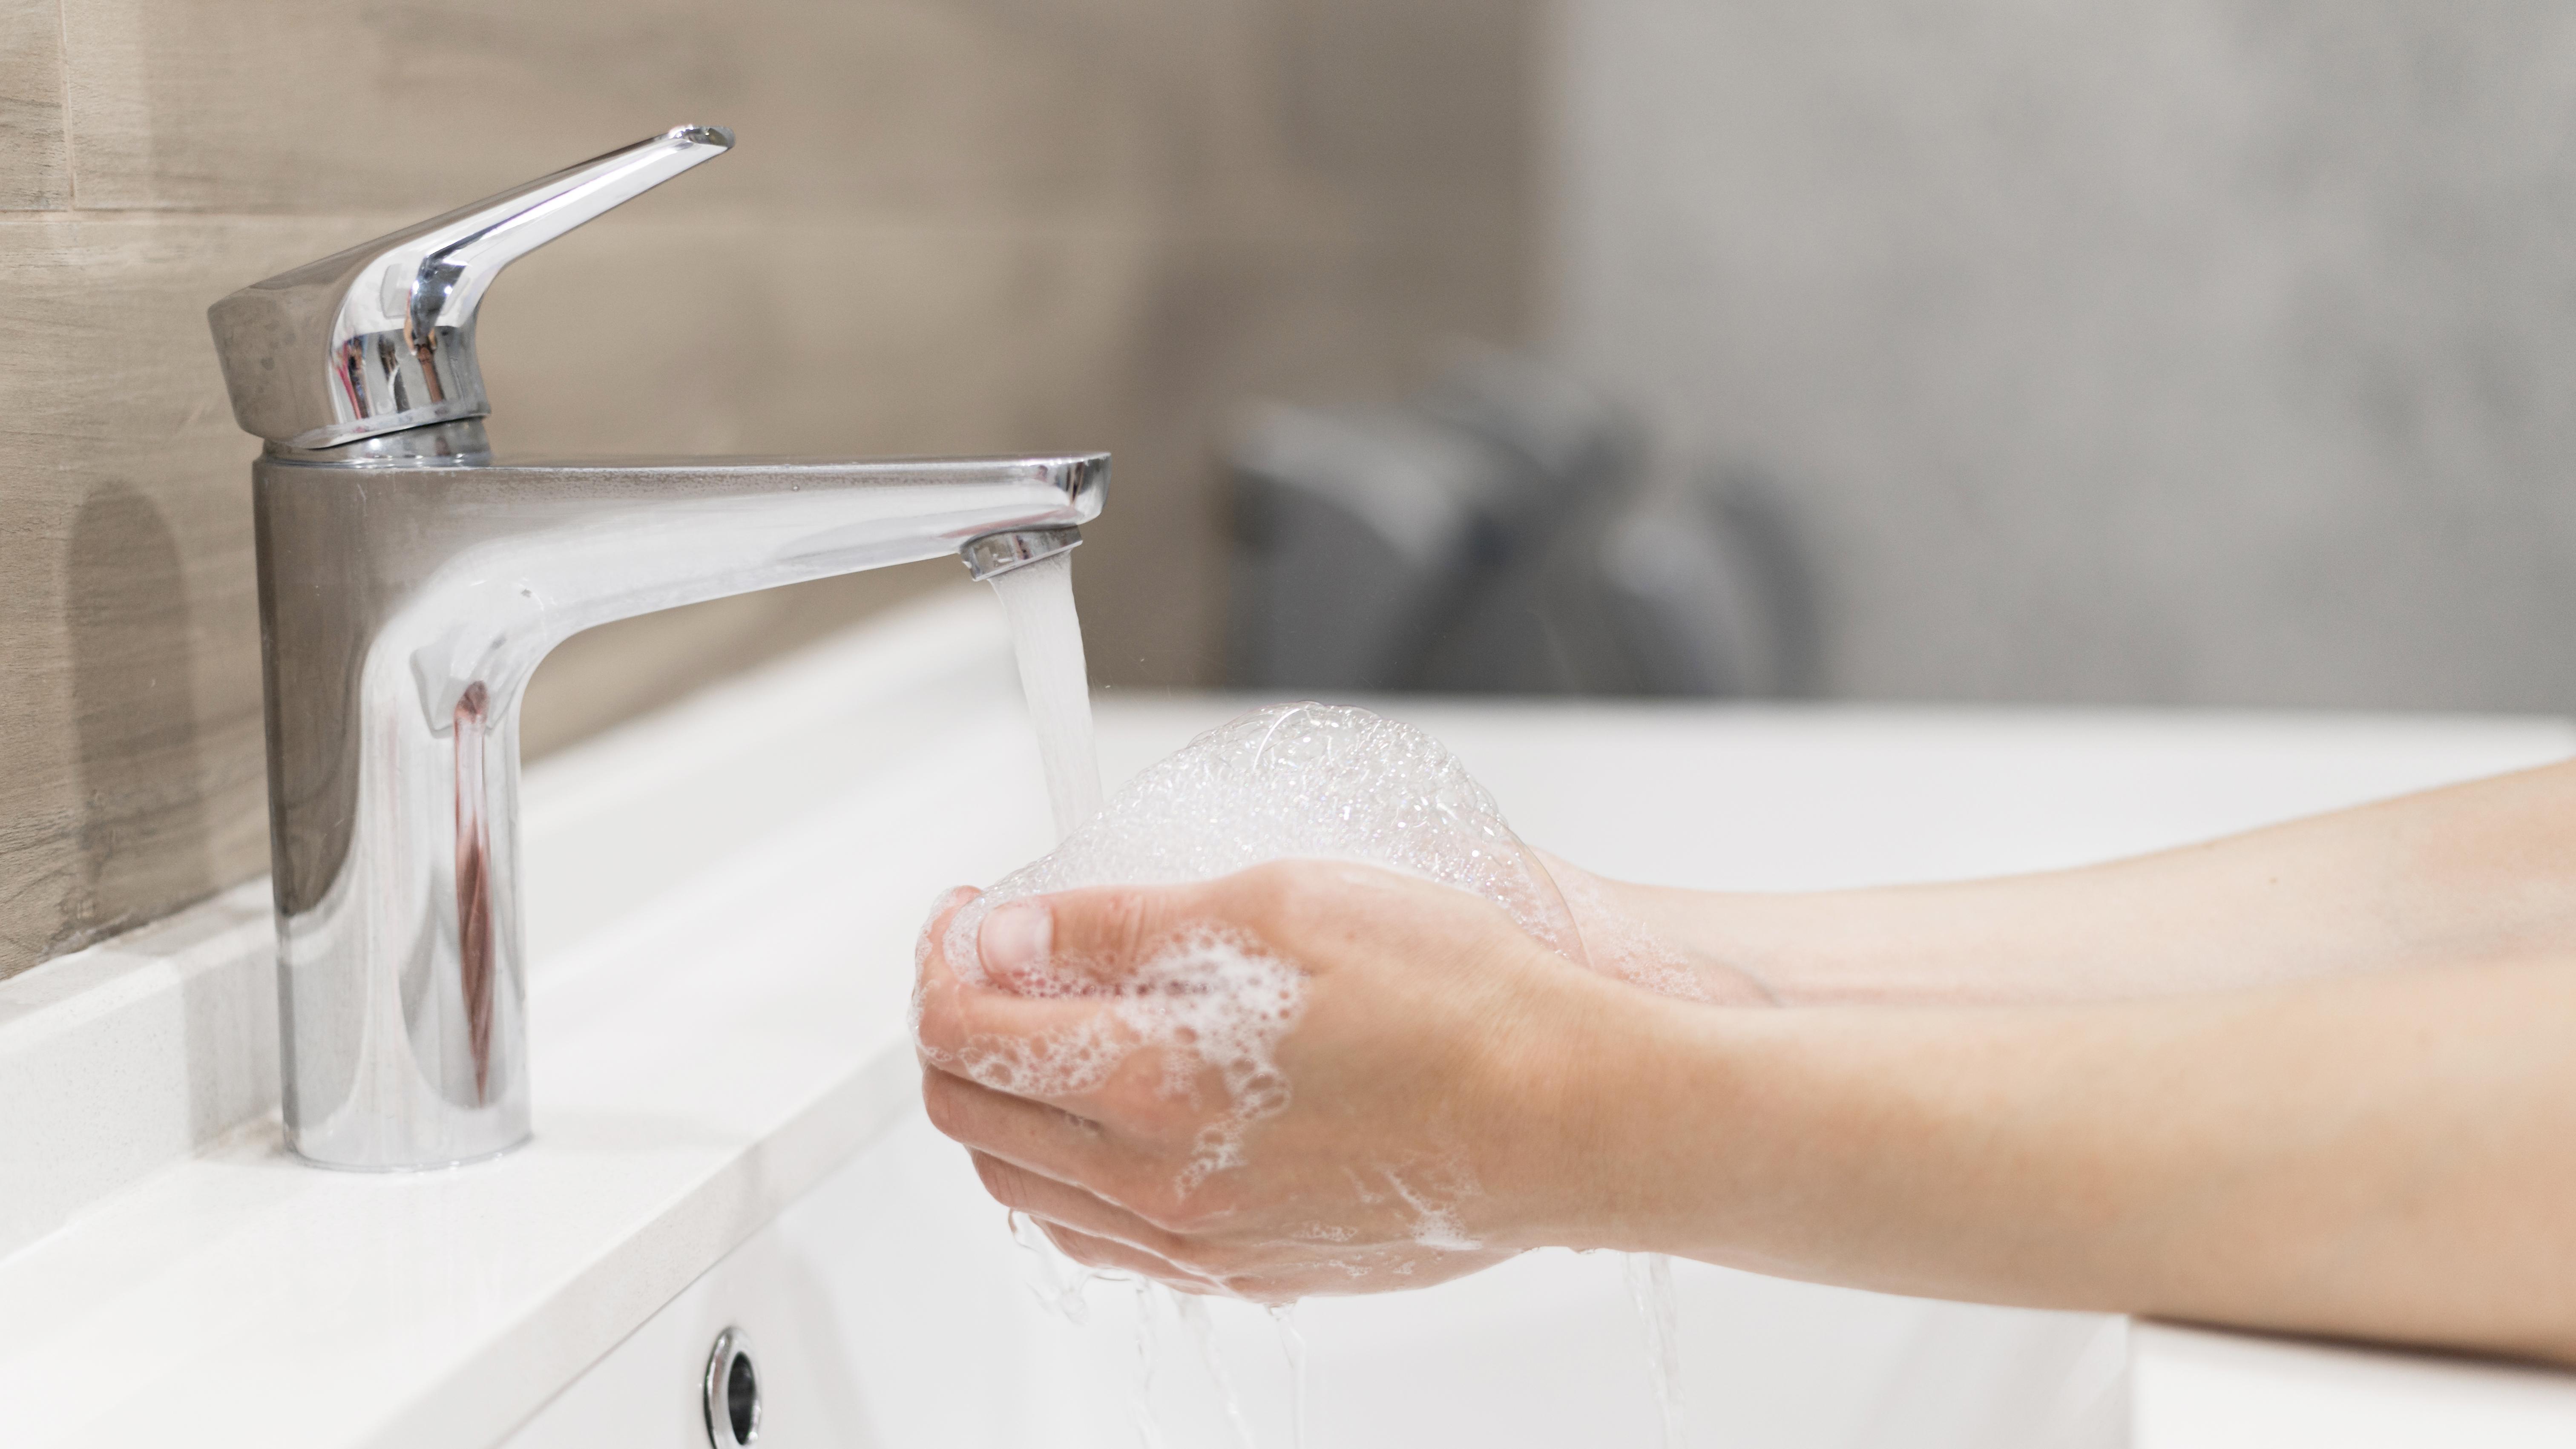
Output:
[
  {"xmin": 0, "ymin": 596, "xmax": 1058, "ymax": 1448},
  {"xmin": 5, "ymin": 588, "xmax": 2575, "ymax": 1446}
]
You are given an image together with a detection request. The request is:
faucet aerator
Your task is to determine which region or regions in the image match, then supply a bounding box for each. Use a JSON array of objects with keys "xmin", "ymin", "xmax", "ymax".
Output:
[{"xmin": 962, "ymin": 525, "xmax": 1084, "ymax": 581}]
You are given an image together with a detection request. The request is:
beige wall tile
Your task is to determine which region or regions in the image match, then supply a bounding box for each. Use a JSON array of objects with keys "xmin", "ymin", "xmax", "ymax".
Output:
[
  {"xmin": 0, "ymin": 215, "xmax": 379, "ymax": 974},
  {"xmin": 0, "ymin": 0, "xmax": 71, "ymax": 208},
  {"xmin": 1275, "ymin": 0, "xmax": 1540, "ymax": 204},
  {"xmin": 58, "ymin": 0, "xmax": 1248, "ymax": 218},
  {"xmin": 475, "ymin": 217, "xmax": 1159, "ymax": 459}
]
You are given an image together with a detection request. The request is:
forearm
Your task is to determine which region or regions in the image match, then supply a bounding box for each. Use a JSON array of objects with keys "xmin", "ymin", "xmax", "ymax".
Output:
[
  {"xmin": 1563, "ymin": 957, "xmax": 2576, "ymax": 1363},
  {"xmin": 1596, "ymin": 758, "xmax": 2576, "ymax": 1004}
]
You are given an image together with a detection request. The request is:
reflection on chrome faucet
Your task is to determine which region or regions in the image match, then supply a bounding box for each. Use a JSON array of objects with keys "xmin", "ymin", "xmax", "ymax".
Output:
[{"xmin": 207, "ymin": 126, "xmax": 1104, "ymax": 1170}]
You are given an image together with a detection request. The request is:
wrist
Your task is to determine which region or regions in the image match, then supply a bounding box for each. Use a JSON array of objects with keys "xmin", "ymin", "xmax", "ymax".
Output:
[
  {"xmin": 1495, "ymin": 968, "xmax": 1751, "ymax": 1256},
  {"xmin": 1540, "ymin": 854, "xmax": 1791, "ymax": 1004}
]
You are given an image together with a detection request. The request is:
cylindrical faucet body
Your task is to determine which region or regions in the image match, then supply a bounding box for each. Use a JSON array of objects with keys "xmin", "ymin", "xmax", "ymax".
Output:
[{"xmin": 255, "ymin": 425, "xmax": 1103, "ymax": 1167}]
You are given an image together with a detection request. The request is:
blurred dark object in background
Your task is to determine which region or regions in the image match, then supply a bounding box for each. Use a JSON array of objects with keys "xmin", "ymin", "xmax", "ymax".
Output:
[{"xmin": 1227, "ymin": 352, "xmax": 1815, "ymax": 697}]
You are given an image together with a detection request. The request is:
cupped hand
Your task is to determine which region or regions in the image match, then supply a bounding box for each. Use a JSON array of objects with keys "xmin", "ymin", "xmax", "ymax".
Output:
[{"xmin": 911, "ymin": 859, "xmax": 1648, "ymax": 1302}]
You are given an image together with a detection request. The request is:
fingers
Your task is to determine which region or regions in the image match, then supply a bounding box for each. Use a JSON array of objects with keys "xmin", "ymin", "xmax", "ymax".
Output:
[
  {"xmin": 1038, "ymin": 1220, "xmax": 1227, "ymax": 1294},
  {"xmin": 981, "ymin": 876, "xmax": 1284, "ymax": 992},
  {"xmin": 938, "ymin": 859, "xmax": 1508, "ymax": 1000},
  {"xmin": 969, "ymin": 1150, "xmax": 1195, "ymax": 1260},
  {"xmin": 914, "ymin": 930, "xmax": 1122, "ymax": 1071},
  {"xmin": 922, "ymin": 1066, "xmax": 1133, "ymax": 1189},
  {"xmin": 918, "ymin": 955, "xmax": 1214, "ymax": 1141},
  {"xmin": 971, "ymin": 899, "xmax": 1058, "ymax": 993}
]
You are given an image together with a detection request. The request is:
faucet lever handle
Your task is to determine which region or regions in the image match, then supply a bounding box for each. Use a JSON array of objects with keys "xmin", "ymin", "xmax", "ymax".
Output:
[{"xmin": 208, "ymin": 124, "xmax": 735, "ymax": 451}]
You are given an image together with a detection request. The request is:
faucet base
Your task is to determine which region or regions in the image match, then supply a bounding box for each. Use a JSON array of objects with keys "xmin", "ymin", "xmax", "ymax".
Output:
[{"xmin": 284, "ymin": 1134, "xmax": 533, "ymax": 1174}]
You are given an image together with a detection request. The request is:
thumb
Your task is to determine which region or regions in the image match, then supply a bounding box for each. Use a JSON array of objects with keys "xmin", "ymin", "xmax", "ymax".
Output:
[{"xmin": 976, "ymin": 881, "xmax": 1225, "ymax": 995}]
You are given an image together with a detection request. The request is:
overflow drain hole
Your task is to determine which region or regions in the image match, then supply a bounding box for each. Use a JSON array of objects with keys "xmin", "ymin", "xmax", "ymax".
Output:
[{"xmin": 703, "ymin": 1327, "xmax": 761, "ymax": 1447}]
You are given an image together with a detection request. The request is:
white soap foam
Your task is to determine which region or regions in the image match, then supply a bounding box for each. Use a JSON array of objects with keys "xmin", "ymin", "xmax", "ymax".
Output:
[
  {"xmin": 922, "ymin": 699, "xmax": 1714, "ymax": 1433},
  {"xmin": 925, "ymin": 922, "xmax": 1305, "ymax": 1187},
  {"xmin": 946, "ymin": 701, "xmax": 1587, "ymax": 970},
  {"xmin": 920, "ymin": 702, "xmax": 1757, "ymax": 1241},
  {"xmin": 926, "ymin": 703, "xmax": 1600, "ymax": 1187}
]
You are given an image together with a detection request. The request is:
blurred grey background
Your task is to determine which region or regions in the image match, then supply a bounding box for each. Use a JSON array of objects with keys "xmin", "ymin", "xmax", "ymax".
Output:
[
  {"xmin": 1548, "ymin": 0, "xmax": 2576, "ymax": 710},
  {"xmin": 1234, "ymin": 2, "xmax": 2576, "ymax": 709}
]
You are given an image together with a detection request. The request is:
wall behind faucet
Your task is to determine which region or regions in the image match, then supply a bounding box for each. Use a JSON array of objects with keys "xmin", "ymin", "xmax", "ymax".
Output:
[
  {"xmin": 1556, "ymin": 2, "xmax": 2576, "ymax": 712},
  {"xmin": 0, "ymin": 0, "xmax": 1539, "ymax": 978}
]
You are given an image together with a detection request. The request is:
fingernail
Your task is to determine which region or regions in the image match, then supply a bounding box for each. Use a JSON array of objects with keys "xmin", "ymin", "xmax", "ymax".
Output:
[{"xmin": 979, "ymin": 901, "xmax": 1052, "ymax": 978}]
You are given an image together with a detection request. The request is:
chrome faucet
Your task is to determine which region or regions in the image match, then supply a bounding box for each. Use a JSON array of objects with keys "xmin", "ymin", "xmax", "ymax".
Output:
[{"xmin": 207, "ymin": 126, "xmax": 1103, "ymax": 1170}]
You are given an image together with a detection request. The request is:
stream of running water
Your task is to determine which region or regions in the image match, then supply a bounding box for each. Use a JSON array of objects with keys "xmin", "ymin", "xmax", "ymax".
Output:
[{"xmin": 986, "ymin": 551, "xmax": 1104, "ymax": 837}]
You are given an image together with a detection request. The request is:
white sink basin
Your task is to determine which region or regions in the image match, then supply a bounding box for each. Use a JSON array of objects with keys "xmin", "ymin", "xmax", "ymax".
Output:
[
  {"xmin": 506, "ymin": 1109, "xmax": 2125, "ymax": 1449},
  {"xmin": 510, "ymin": 674, "xmax": 2576, "ymax": 1449},
  {"xmin": 11, "ymin": 590, "xmax": 2576, "ymax": 1447}
]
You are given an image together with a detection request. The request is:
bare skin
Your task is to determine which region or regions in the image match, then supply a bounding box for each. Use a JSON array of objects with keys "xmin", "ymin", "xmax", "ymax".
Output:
[{"xmin": 912, "ymin": 759, "xmax": 2576, "ymax": 1364}]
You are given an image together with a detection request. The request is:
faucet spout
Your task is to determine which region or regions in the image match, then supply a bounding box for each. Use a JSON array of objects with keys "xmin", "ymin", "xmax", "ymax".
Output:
[{"xmin": 254, "ymin": 429, "xmax": 1104, "ymax": 1168}]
